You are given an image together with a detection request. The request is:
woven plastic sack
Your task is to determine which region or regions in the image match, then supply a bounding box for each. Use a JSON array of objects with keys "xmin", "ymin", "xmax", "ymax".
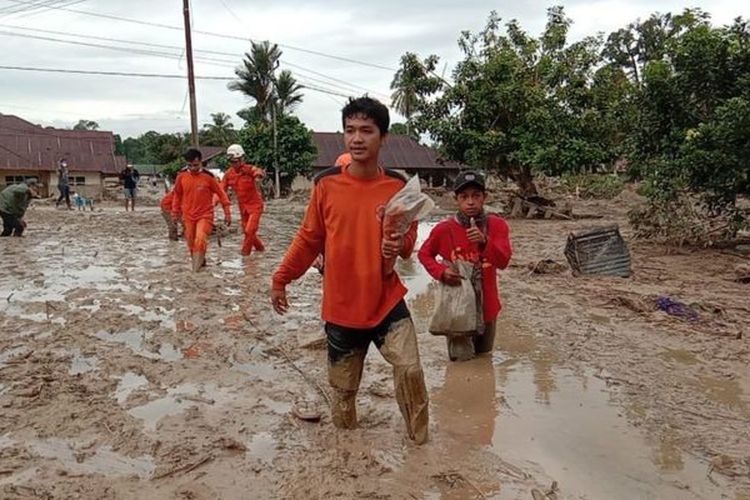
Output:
[
  {"xmin": 428, "ymin": 261, "xmax": 477, "ymax": 337},
  {"xmin": 382, "ymin": 174, "xmax": 434, "ymax": 275}
]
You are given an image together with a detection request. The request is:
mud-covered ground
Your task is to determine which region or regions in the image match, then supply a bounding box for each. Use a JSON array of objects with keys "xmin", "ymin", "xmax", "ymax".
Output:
[{"xmin": 0, "ymin": 192, "xmax": 748, "ymax": 499}]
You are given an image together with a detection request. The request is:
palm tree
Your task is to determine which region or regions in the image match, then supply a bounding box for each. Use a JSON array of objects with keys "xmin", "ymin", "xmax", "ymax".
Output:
[
  {"xmin": 201, "ymin": 113, "xmax": 237, "ymax": 147},
  {"xmin": 390, "ymin": 53, "xmax": 423, "ymax": 136},
  {"xmin": 228, "ymin": 41, "xmax": 282, "ymax": 121},
  {"xmin": 273, "ymin": 70, "xmax": 304, "ymax": 116}
]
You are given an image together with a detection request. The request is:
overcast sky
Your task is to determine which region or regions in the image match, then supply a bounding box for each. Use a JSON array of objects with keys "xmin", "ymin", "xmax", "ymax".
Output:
[{"xmin": 0, "ymin": 0, "xmax": 747, "ymax": 138}]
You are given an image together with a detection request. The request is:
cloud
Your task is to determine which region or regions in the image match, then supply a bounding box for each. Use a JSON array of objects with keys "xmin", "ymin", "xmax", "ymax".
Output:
[{"xmin": 0, "ymin": 0, "xmax": 746, "ymax": 138}]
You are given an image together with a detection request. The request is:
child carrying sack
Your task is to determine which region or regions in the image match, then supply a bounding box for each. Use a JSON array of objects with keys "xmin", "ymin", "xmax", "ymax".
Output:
[
  {"xmin": 429, "ymin": 260, "xmax": 481, "ymax": 337},
  {"xmin": 382, "ymin": 175, "xmax": 435, "ymax": 276}
]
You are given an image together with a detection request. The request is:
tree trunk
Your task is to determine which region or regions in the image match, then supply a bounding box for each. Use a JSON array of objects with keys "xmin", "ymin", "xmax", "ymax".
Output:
[{"xmin": 507, "ymin": 163, "xmax": 539, "ymax": 198}]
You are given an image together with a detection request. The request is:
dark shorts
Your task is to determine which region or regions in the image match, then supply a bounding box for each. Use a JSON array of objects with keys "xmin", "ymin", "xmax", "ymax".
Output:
[
  {"xmin": 124, "ymin": 187, "xmax": 137, "ymax": 199},
  {"xmin": 325, "ymin": 300, "xmax": 411, "ymax": 363}
]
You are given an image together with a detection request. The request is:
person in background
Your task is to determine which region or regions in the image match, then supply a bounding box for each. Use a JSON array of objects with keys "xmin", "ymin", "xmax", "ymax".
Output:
[
  {"xmin": 172, "ymin": 149, "xmax": 231, "ymax": 271},
  {"xmin": 222, "ymin": 144, "xmax": 266, "ymax": 256},
  {"xmin": 0, "ymin": 178, "xmax": 40, "ymax": 237},
  {"xmin": 160, "ymin": 187, "xmax": 180, "ymax": 241},
  {"xmin": 120, "ymin": 164, "xmax": 141, "ymax": 212},
  {"xmin": 56, "ymin": 159, "xmax": 71, "ymax": 209},
  {"xmin": 418, "ymin": 170, "xmax": 512, "ymax": 361}
]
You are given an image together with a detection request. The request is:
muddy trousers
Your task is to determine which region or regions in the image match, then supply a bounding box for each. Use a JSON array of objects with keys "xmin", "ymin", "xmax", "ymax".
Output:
[
  {"xmin": 56, "ymin": 185, "xmax": 70, "ymax": 208},
  {"xmin": 183, "ymin": 218, "xmax": 213, "ymax": 271},
  {"xmin": 239, "ymin": 201, "xmax": 264, "ymax": 255},
  {"xmin": 1, "ymin": 211, "xmax": 23, "ymax": 237},
  {"xmin": 325, "ymin": 301, "xmax": 429, "ymax": 444},
  {"xmin": 447, "ymin": 321, "xmax": 497, "ymax": 361},
  {"xmin": 161, "ymin": 210, "xmax": 179, "ymax": 241}
]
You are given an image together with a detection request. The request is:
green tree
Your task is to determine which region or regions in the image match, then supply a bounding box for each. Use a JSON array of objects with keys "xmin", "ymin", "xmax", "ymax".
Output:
[
  {"xmin": 274, "ymin": 70, "xmax": 304, "ymax": 116},
  {"xmin": 389, "ymin": 122, "xmax": 420, "ymax": 141},
  {"xmin": 238, "ymin": 115, "xmax": 316, "ymax": 193},
  {"xmin": 390, "ymin": 53, "xmax": 439, "ymax": 136},
  {"xmin": 408, "ymin": 7, "xmax": 619, "ymax": 195},
  {"xmin": 73, "ymin": 119, "xmax": 99, "ymax": 131},
  {"xmin": 229, "ymin": 41, "xmax": 282, "ymax": 122},
  {"xmin": 200, "ymin": 112, "xmax": 237, "ymax": 147}
]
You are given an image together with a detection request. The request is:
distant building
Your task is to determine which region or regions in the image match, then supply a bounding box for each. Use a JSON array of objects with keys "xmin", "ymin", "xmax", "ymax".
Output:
[
  {"xmin": 312, "ymin": 132, "xmax": 464, "ymax": 186},
  {"xmin": 0, "ymin": 113, "xmax": 126, "ymax": 198}
]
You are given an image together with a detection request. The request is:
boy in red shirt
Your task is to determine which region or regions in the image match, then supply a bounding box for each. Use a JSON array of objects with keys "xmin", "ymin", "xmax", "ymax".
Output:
[
  {"xmin": 271, "ymin": 97, "xmax": 429, "ymax": 444},
  {"xmin": 222, "ymin": 144, "xmax": 266, "ymax": 256},
  {"xmin": 418, "ymin": 171, "xmax": 512, "ymax": 360},
  {"xmin": 172, "ymin": 149, "xmax": 232, "ymax": 272}
]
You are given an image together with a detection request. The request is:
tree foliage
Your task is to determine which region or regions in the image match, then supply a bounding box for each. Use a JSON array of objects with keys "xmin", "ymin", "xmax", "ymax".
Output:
[
  {"xmin": 73, "ymin": 119, "xmax": 99, "ymax": 131},
  {"xmin": 238, "ymin": 115, "xmax": 316, "ymax": 192}
]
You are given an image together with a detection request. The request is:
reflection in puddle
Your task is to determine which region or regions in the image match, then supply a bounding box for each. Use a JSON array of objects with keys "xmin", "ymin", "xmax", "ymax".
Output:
[{"xmin": 246, "ymin": 432, "xmax": 278, "ymax": 465}]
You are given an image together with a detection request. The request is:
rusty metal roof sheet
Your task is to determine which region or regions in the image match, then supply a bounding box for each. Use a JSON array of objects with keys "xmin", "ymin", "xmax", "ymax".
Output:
[
  {"xmin": 565, "ymin": 225, "xmax": 632, "ymax": 278},
  {"xmin": 0, "ymin": 113, "xmax": 125, "ymax": 174}
]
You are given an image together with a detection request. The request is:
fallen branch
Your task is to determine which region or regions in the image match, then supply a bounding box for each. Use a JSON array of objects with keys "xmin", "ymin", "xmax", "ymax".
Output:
[{"xmin": 153, "ymin": 455, "xmax": 214, "ymax": 480}]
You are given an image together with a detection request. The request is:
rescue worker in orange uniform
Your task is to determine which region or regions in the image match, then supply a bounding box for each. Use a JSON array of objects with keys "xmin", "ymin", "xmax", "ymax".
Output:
[
  {"xmin": 222, "ymin": 144, "xmax": 266, "ymax": 256},
  {"xmin": 271, "ymin": 97, "xmax": 429, "ymax": 444},
  {"xmin": 172, "ymin": 148, "xmax": 231, "ymax": 272}
]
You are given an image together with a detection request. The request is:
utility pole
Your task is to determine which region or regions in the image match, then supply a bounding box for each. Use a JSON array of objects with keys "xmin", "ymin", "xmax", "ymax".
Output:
[
  {"xmin": 182, "ymin": 0, "xmax": 199, "ymax": 147},
  {"xmin": 271, "ymin": 105, "xmax": 280, "ymax": 199}
]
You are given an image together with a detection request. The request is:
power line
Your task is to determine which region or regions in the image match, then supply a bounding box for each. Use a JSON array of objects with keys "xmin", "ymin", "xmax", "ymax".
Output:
[
  {"xmin": 0, "ymin": 64, "xmax": 355, "ymax": 98},
  {"xmin": 4, "ymin": 0, "xmax": 398, "ymax": 71},
  {"xmin": 0, "ymin": 24, "xmax": 390, "ymax": 99}
]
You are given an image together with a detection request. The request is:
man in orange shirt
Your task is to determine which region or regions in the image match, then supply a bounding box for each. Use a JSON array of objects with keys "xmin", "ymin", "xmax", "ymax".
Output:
[
  {"xmin": 222, "ymin": 144, "xmax": 266, "ymax": 256},
  {"xmin": 172, "ymin": 149, "xmax": 231, "ymax": 272},
  {"xmin": 160, "ymin": 188, "xmax": 181, "ymax": 241},
  {"xmin": 271, "ymin": 97, "xmax": 429, "ymax": 444}
]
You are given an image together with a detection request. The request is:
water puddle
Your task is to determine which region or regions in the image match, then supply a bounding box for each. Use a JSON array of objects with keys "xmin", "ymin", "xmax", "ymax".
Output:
[
  {"xmin": 430, "ymin": 321, "xmax": 731, "ymax": 499},
  {"xmin": 69, "ymin": 349, "xmax": 98, "ymax": 375},
  {"xmin": 246, "ymin": 432, "xmax": 278, "ymax": 465},
  {"xmin": 128, "ymin": 383, "xmax": 228, "ymax": 432},
  {"xmin": 232, "ymin": 359, "xmax": 278, "ymax": 382},
  {"xmin": 114, "ymin": 372, "xmax": 149, "ymax": 404},
  {"xmin": 26, "ymin": 438, "xmax": 154, "ymax": 479},
  {"xmin": 95, "ymin": 329, "xmax": 152, "ymax": 357},
  {"xmin": 399, "ymin": 220, "xmax": 439, "ymax": 300},
  {"xmin": 691, "ymin": 375, "xmax": 749, "ymax": 415},
  {"xmin": 0, "ymin": 346, "xmax": 28, "ymax": 368},
  {"xmin": 119, "ymin": 304, "xmax": 176, "ymax": 329},
  {"xmin": 158, "ymin": 343, "xmax": 183, "ymax": 362},
  {"xmin": 659, "ymin": 348, "xmax": 700, "ymax": 366}
]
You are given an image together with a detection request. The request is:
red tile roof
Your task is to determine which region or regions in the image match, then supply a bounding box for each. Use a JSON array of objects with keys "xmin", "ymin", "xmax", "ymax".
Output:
[
  {"xmin": 312, "ymin": 132, "xmax": 463, "ymax": 170},
  {"xmin": 0, "ymin": 114, "xmax": 126, "ymax": 174}
]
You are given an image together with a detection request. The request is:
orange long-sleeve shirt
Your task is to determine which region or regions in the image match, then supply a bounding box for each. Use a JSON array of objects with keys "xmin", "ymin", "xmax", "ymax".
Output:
[
  {"xmin": 222, "ymin": 164, "xmax": 263, "ymax": 206},
  {"xmin": 172, "ymin": 169, "xmax": 231, "ymax": 222},
  {"xmin": 272, "ymin": 166, "xmax": 417, "ymax": 329}
]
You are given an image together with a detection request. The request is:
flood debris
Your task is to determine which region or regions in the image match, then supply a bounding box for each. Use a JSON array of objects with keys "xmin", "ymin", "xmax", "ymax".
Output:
[
  {"xmin": 565, "ymin": 225, "xmax": 632, "ymax": 277},
  {"xmin": 655, "ymin": 296, "xmax": 700, "ymax": 322},
  {"xmin": 527, "ymin": 259, "xmax": 567, "ymax": 275}
]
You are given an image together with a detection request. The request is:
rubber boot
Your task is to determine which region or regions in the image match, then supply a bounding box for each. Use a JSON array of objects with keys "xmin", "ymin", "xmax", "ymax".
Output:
[
  {"xmin": 330, "ymin": 388, "xmax": 358, "ymax": 429},
  {"xmin": 253, "ymin": 237, "xmax": 265, "ymax": 252},
  {"xmin": 191, "ymin": 252, "xmax": 205, "ymax": 272}
]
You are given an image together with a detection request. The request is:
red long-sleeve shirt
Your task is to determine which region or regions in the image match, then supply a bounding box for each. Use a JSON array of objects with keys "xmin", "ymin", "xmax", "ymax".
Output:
[
  {"xmin": 272, "ymin": 166, "xmax": 417, "ymax": 329},
  {"xmin": 172, "ymin": 169, "xmax": 231, "ymax": 223},
  {"xmin": 418, "ymin": 215, "xmax": 512, "ymax": 322}
]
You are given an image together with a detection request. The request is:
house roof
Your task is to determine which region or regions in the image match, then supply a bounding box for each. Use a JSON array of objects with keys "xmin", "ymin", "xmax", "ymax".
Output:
[
  {"xmin": 0, "ymin": 113, "xmax": 126, "ymax": 174},
  {"xmin": 312, "ymin": 132, "xmax": 464, "ymax": 171}
]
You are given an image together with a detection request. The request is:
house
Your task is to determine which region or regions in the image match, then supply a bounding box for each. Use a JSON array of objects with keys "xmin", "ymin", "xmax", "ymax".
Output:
[
  {"xmin": 0, "ymin": 113, "xmax": 127, "ymax": 198},
  {"xmin": 312, "ymin": 132, "xmax": 464, "ymax": 186}
]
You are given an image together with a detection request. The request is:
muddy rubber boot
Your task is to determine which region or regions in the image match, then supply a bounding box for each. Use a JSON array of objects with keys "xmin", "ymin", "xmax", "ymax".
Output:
[
  {"xmin": 447, "ymin": 336, "xmax": 475, "ymax": 362},
  {"xmin": 330, "ymin": 388, "xmax": 358, "ymax": 429},
  {"xmin": 191, "ymin": 253, "xmax": 205, "ymax": 272},
  {"xmin": 253, "ymin": 238, "xmax": 265, "ymax": 252}
]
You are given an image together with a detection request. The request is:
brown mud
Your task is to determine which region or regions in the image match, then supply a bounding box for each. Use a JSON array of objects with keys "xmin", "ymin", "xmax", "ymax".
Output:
[{"xmin": 0, "ymin": 195, "xmax": 748, "ymax": 499}]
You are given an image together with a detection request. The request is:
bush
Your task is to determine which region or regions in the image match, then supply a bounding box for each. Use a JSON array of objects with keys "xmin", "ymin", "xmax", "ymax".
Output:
[{"xmin": 561, "ymin": 173, "xmax": 625, "ymax": 199}]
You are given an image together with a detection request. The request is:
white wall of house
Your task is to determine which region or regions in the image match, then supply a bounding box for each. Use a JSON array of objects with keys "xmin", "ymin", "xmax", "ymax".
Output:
[
  {"xmin": 2, "ymin": 169, "xmax": 50, "ymax": 197},
  {"xmin": 50, "ymin": 171, "xmax": 104, "ymax": 199}
]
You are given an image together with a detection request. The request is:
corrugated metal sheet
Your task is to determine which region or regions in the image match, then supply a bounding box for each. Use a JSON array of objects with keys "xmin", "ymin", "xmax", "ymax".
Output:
[
  {"xmin": 312, "ymin": 132, "xmax": 464, "ymax": 171},
  {"xmin": 0, "ymin": 113, "xmax": 125, "ymax": 174},
  {"xmin": 565, "ymin": 225, "xmax": 632, "ymax": 278}
]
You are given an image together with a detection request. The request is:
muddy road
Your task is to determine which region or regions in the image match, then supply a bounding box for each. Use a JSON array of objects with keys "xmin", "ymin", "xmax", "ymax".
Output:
[{"xmin": 1, "ymin": 194, "xmax": 748, "ymax": 499}]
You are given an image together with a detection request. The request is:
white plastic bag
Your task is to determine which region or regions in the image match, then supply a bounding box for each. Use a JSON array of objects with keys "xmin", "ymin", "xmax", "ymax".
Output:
[
  {"xmin": 428, "ymin": 261, "xmax": 478, "ymax": 337},
  {"xmin": 382, "ymin": 175, "xmax": 435, "ymax": 275}
]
